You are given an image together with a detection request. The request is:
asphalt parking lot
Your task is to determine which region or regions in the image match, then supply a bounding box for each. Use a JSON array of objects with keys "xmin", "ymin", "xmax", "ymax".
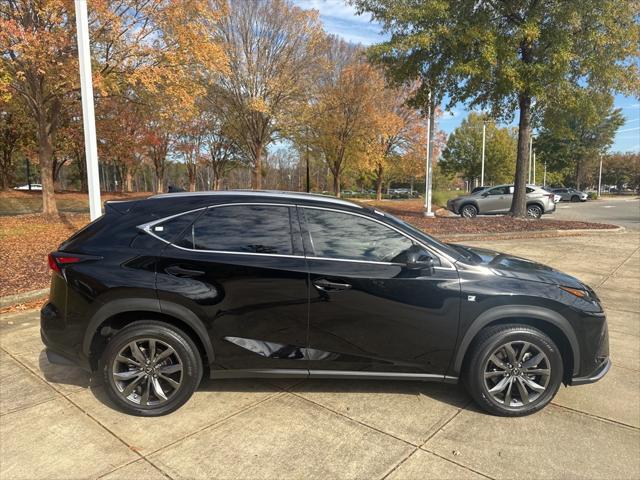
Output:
[
  {"xmin": 1, "ymin": 231, "xmax": 639, "ymax": 480},
  {"xmin": 547, "ymin": 196, "xmax": 640, "ymax": 230}
]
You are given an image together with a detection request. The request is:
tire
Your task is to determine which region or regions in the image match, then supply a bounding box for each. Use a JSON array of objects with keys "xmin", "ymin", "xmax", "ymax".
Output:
[
  {"xmin": 571, "ymin": 195, "xmax": 580, "ymax": 202},
  {"xmin": 526, "ymin": 204, "xmax": 543, "ymax": 219},
  {"xmin": 102, "ymin": 320, "xmax": 203, "ymax": 416},
  {"xmin": 463, "ymin": 324, "xmax": 563, "ymax": 417},
  {"xmin": 460, "ymin": 204, "xmax": 478, "ymax": 218}
]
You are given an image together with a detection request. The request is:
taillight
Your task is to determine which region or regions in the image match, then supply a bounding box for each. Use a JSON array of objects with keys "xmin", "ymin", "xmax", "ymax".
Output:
[{"xmin": 48, "ymin": 253, "xmax": 81, "ymax": 274}]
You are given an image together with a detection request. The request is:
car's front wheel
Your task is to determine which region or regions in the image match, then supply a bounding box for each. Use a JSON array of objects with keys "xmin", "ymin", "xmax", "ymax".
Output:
[
  {"xmin": 460, "ymin": 204, "xmax": 478, "ymax": 218},
  {"xmin": 102, "ymin": 320, "xmax": 203, "ymax": 416},
  {"xmin": 571, "ymin": 195, "xmax": 580, "ymax": 202},
  {"xmin": 463, "ymin": 324, "xmax": 563, "ymax": 416}
]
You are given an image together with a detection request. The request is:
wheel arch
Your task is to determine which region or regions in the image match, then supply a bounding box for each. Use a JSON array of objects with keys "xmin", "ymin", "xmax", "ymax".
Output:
[
  {"xmin": 82, "ymin": 298, "xmax": 214, "ymax": 370},
  {"xmin": 452, "ymin": 305, "xmax": 579, "ymax": 383}
]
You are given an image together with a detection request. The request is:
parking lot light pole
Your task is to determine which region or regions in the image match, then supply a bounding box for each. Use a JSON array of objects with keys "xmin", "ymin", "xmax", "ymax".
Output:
[
  {"xmin": 424, "ymin": 93, "xmax": 435, "ymax": 217},
  {"xmin": 75, "ymin": 0, "xmax": 102, "ymax": 220},
  {"xmin": 480, "ymin": 121, "xmax": 486, "ymax": 187},
  {"xmin": 533, "ymin": 151, "xmax": 536, "ymax": 185},
  {"xmin": 598, "ymin": 154, "xmax": 603, "ymax": 198},
  {"xmin": 528, "ymin": 135, "xmax": 533, "ymax": 184}
]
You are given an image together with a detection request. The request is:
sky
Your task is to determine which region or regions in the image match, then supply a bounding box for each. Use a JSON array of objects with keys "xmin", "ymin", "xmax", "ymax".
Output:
[{"xmin": 293, "ymin": 0, "xmax": 640, "ymax": 153}]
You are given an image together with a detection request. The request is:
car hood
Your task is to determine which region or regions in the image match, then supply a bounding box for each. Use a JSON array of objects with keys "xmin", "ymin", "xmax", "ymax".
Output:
[{"xmin": 453, "ymin": 244, "xmax": 585, "ymax": 289}]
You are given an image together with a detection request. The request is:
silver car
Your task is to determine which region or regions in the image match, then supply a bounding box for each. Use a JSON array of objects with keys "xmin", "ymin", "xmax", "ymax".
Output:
[
  {"xmin": 446, "ymin": 184, "xmax": 556, "ymax": 219},
  {"xmin": 551, "ymin": 188, "xmax": 589, "ymax": 202}
]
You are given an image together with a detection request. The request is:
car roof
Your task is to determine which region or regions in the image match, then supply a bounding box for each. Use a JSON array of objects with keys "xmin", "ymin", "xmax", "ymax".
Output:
[{"xmin": 149, "ymin": 190, "xmax": 363, "ymax": 209}]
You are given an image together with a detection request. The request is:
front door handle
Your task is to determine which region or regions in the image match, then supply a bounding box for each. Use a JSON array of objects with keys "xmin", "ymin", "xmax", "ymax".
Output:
[
  {"xmin": 165, "ymin": 265, "xmax": 205, "ymax": 278},
  {"xmin": 313, "ymin": 278, "xmax": 352, "ymax": 291}
]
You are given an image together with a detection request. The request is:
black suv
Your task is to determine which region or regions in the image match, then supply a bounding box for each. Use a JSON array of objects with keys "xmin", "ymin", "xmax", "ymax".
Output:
[{"xmin": 41, "ymin": 191, "xmax": 610, "ymax": 416}]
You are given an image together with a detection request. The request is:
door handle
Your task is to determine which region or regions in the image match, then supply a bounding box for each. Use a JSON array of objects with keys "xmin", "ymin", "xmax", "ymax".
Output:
[
  {"xmin": 165, "ymin": 265, "xmax": 205, "ymax": 278},
  {"xmin": 313, "ymin": 278, "xmax": 352, "ymax": 291}
]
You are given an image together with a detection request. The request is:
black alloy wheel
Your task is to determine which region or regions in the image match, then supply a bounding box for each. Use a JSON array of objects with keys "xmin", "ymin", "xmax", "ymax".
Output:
[
  {"xmin": 102, "ymin": 321, "xmax": 202, "ymax": 416},
  {"xmin": 463, "ymin": 324, "xmax": 563, "ymax": 416}
]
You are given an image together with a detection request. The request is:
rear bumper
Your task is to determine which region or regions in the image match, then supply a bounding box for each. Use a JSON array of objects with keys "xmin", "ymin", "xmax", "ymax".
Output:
[{"xmin": 571, "ymin": 357, "xmax": 611, "ymax": 385}]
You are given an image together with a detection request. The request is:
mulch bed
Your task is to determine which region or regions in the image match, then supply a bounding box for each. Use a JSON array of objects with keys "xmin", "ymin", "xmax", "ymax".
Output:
[
  {"xmin": 0, "ymin": 213, "xmax": 90, "ymax": 297},
  {"xmin": 0, "ymin": 201, "xmax": 618, "ymax": 299}
]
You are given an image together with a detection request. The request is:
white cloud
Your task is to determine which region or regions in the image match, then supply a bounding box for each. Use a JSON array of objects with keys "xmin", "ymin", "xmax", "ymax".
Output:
[{"xmin": 292, "ymin": 0, "xmax": 386, "ymax": 45}]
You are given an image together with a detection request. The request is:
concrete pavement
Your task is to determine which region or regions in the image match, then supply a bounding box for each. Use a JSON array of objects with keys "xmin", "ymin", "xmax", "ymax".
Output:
[
  {"xmin": 1, "ymin": 232, "xmax": 639, "ymax": 479},
  {"xmin": 547, "ymin": 196, "xmax": 640, "ymax": 230}
]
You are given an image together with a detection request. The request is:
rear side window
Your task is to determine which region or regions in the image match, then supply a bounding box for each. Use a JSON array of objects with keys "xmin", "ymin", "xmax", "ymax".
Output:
[
  {"xmin": 150, "ymin": 211, "xmax": 203, "ymax": 243},
  {"xmin": 175, "ymin": 205, "xmax": 293, "ymax": 255},
  {"xmin": 302, "ymin": 208, "xmax": 415, "ymax": 263}
]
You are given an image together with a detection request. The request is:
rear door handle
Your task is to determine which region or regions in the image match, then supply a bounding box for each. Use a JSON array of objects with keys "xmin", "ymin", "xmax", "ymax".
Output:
[
  {"xmin": 165, "ymin": 265, "xmax": 205, "ymax": 278},
  {"xmin": 313, "ymin": 278, "xmax": 352, "ymax": 291}
]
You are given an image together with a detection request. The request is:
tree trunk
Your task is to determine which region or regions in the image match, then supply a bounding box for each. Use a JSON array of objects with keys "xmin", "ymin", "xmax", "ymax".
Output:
[
  {"xmin": 38, "ymin": 121, "xmax": 58, "ymax": 216},
  {"xmin": 375, "ymin": 164, "xmax": 384, "ymax": 201},
  {"xmin": 252, "ymin": 142, "xmax": 263, "ymax": 189},
  {"xmin": 332, "ymin": 171, "xmax": 340, "ymax": 198},
  {"xmin": 510, "ymin": 93, "xmax": 531, "ymax": 218},
  {"xmin": 188, "ymin": 165, "xmax": 197, "ymax": 192},
  {"xmin": 125, "ymin": 170, "xmax": 133, "ymax": 192}
]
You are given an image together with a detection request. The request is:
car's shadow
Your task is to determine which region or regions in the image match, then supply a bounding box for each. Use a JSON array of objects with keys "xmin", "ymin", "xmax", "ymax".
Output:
[{"xmin": 39, "ymin": 350, "xmax": 471, "ymax": 413}]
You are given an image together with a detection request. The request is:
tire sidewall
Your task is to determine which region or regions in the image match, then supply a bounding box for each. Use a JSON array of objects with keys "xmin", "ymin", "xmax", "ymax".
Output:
[
  {"xmin": 461, "ymin": 204, "xmax": 478, "ymax": 218},
  {"xmin": 467, "ymin": 327, "xmax": 563, "ymax": 416},
  {"xmin": 527, "ymin": 205, "xmax": 542, "ymax": 219},
  {"xmin": 102, "ymin": 322, "xmax": 202, "ymax": 416}
]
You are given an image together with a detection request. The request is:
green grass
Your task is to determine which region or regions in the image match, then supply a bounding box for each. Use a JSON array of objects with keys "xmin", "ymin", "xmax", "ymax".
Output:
[
  {"xmin": 0, "ymin": 196, "xmax": 89, "ymax": 215},
  {"xmin": 432, "ymin": 190, "xmax": 462, "ymax": 207}
]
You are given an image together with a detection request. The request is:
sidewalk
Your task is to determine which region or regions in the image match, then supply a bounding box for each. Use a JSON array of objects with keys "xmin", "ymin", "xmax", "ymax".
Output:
[{"xmin": 1, "ymin": 232, "xmax": 638, "ymax": 479}]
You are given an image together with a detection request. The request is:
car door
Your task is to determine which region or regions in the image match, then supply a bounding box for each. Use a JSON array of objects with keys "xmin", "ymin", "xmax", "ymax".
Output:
[
  {"xmin": 299, "ymin": 206, "xmax": 461, "ymax": 377},
  {"xmin": 479, "ymin": 186, "xmax": 511, "ymax": 213},
  {"xmin": 153, "ymin": 203, "xmax": 310, "ymax": 375}
]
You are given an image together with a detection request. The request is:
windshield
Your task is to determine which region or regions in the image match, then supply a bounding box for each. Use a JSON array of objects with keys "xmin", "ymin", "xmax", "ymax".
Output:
[{"xmin": 371, "ymin": 209, "xmax": 462, "ymax": 261}]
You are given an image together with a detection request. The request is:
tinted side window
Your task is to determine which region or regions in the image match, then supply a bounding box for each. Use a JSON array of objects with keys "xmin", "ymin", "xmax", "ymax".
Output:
[
  {"xmin": 175, "ymin": 205, "xmax": 293, "ymax": 255},
  {"xmin": 150, "ymin": 210, "xmax": 203, "ymax": 243},
  {"xmin": 303, "ymin": 208, "xmax": 415, "ymax": 263},
  {"xmin": 487, "ymin": 186, "xmax": 509, "ymax": 195}
]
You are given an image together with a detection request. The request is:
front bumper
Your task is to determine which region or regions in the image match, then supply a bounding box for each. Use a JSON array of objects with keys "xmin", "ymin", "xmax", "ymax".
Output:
[{"xmin": 571, "ymin": 357, "xmax": 611, "ymax": 385}]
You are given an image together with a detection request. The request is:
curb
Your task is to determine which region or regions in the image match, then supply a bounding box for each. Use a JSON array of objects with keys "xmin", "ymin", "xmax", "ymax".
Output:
[
  {"xmin": 0, "ymin": 288, "xmax": 48, "ymax": 309},
  {"xmin": 439, "ymin": 226, "xmax": 625, "ymax": 242}
]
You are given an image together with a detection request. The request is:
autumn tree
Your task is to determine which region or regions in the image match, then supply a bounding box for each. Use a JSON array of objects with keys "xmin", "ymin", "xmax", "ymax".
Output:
[
  {"xmin": 536, "ymin": 89, "xmax": 624, "ymax": 189},
  {"xmin": 0, "ymin": 95, "xmax": 31, "ymax": 189},
  {"xmin": 307, "ymin": 55, "xmax": 384, "ymax": 197},
  {"xmin": 204, "ymin": 118, "xmax": 245, "ymax": 190},
  {"xmin": 441, "ymin": 113, "xmax": 517, "ymax": 187},
  {"xmin": 355, "ymin": 0, "xmax": 639, "ymax": 217},
  {"xmin": 363, "ymin": 81, "xmax": 427, "ymax": 200},
  {"xmin": 212, "ymin": 0, "xmax": 325, "ymax": 189}
]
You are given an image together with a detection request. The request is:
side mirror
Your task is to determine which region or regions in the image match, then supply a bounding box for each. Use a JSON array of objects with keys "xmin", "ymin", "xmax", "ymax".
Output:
[
  {"xmin": 481, "ymin": 192, "xmax": 489, "ymax": 197},
  {"xmin": 405, "ymin": 248, "xmax": 435, "ymax": 271}
]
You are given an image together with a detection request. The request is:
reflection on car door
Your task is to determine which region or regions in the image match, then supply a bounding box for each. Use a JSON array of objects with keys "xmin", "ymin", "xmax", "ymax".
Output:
[
  {"xmin": 154, "ymin": 204, "xmax": 310, "ymax": 375},
  {"xmin": 482, "ymin": 186, "xmax": 512, "ymax": 213},
  {"xmin": 299, "ymin": 207, "xmax": 460, "ymax": 377}
]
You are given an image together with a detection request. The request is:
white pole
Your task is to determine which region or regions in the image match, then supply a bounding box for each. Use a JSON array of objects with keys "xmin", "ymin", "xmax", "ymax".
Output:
[
  {"xmin": 424, "ymin": 93, "xmax": 435, "ymax": 217},
  {"xmin": 532, "ymin": 151, "xmax": 536, "ymax": 185},
  {"xmin": 598, "ymin": 154, "xmax": 603, "ymax": 198},
  {"xmin": 75, "ymin": 0, "xmax": 101, "ymax": 220},
  {"xmin": 528, "ymin": 134, "xmax": 533, "ymax": 184},
  {"xmin": 481, "ymin": 121, "xmax": 486, "ymax": 187},
  {"xmin": 543, "ymin": 162, "xmax": 547, "ymax": 187},
  {"xmin": 423, "ymin": 91, "xmax": 431, "ymax": 211}
]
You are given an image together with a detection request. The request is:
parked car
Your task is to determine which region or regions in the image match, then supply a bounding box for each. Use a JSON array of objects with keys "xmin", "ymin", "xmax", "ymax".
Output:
[
  {"xmin": 550, "ymin": 188, "xmax": 588, "ymax": 202},
  {"xmin": 543, "ymin": 188, "xmax": 562, "ymax": 204},
  {"xmin": 42, "ymin": 191, "xmax": 609, "ymax": 417},
  {"xmin": 13, "ymin": 183, "xmax": 42, "ymax": 191},
  {"xmin": 447, "ymin": 184, "xmax": 556, "ymax": 219}
]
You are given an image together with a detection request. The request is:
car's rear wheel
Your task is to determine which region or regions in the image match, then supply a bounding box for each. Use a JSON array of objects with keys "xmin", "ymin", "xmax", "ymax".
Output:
[
  {"xmin": 463, "ymin": 324, "xmax": 563, "ymax": 416},
  {"xmin": 102, "ymin": 321, "xmax": 202, "ymax": 416},
  {"xmin": 461, "ymin": 204, "xmax": 478, "ymax": 218},
  {"xmin": 571, "ymin": 195, "xmax": 580, "ymax": 202},
  {"xmin": 526, "ymin": 204, "xmax": 543, "ymax": 219}
]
